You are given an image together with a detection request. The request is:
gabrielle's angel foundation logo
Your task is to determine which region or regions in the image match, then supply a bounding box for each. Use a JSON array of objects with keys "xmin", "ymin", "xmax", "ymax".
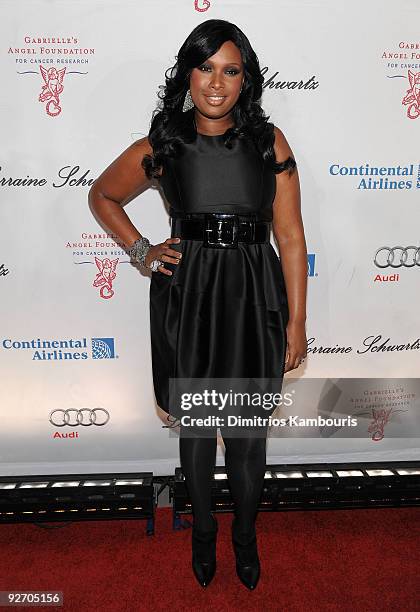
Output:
[
  {"xmin": 402, "ymin": 70, "xmax": 420, "ymax": 119},
  {"xmin": 92, "ymin": 256, "xmax": 119, "ymax": 299},
  {"xmin": 9, "ymin": 34, "xmax": 93, "ymax": 116},
  {"xmin": 367, "ymin": 408, "xmax": 394, "ymax": 442},
  {"xmin": 38, "ymin": 65, "xmax": 66, "ymax": 116},
  {"xmin": 65, "ymin": 231, "xmax": 126, "ymax": 300},
  {"xmin": 194, "ymin": 0, "xmax": 211, "ymax": 11}
]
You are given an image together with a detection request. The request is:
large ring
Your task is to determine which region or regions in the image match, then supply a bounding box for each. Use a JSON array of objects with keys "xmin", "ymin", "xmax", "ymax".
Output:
[{"xmin": 149, "ymin": 259, "xmax": 164, "ymax": 272}]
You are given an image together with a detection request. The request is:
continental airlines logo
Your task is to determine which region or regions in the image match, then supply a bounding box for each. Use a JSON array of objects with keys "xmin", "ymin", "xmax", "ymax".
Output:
[
  {"xmin": 307, "ymin": 254, "xmax": 317, "ymax": 277},
  {"xmin": 329, "ymin": 163, "xmax": 420, "ymax": 189},
  {"xmin": 1, "ymin": 337, "xmax": 117, "ymax": 360}
]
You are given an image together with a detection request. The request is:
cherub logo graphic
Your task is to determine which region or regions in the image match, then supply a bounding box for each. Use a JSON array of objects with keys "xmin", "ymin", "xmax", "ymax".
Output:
[
  {"xmin": 38, "ymin": 66, "xmax": 66, "ymax": 117},
  {"xmin": 92, "ymin": 257, "xmax": 119, "ymax": 299},
  {"xmin": 354, "ymin": 392, "xmax": 408, "ymax": 441},
  {"xmin": 367, "ymin": 408, "xmax": 394, "ymax": 442},
  {"xmin": 402, "ymin": 70, "xmax": 420, "ymax": 119},
  {"xmin": 194, "ymin": 0, "xmax": 210, "ymax": 11}
]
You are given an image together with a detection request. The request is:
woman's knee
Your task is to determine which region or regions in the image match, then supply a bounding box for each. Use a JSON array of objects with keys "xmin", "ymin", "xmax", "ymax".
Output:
[{"xmin": 222, "ymin": 432, "xmax": 267, "ymax": 460}]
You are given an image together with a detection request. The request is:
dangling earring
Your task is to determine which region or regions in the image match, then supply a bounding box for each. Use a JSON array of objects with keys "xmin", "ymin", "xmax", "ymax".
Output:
[{"xmin": 182, "ymin": 89, "xmax": 194, "ymax": 112}]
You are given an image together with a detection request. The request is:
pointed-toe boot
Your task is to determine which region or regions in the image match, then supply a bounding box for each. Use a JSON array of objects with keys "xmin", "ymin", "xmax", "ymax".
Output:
[
  {"xmin": 191, "ymin": 514, "xmax": 218, "ymax": 587},
  {"xmin": 231, "ymin": 517, "xmax": 261, "ymax": 590}
]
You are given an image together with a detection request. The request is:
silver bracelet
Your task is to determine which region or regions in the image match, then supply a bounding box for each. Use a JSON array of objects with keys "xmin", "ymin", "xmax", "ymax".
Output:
[{"xmin": 127, "ymin": 237, "xmax": 163, "ymax": 272}]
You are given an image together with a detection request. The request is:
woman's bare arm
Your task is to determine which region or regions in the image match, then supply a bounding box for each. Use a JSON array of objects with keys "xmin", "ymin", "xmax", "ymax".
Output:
[
  {"xmin": 272, "ymin": 126, "xmax": 308, "ymax": 370},
  {"xmin": 88, "ymin": 137, "xmax": 181, "ymax": 275},
  {"xmin": 88, "ymin": 137, "xmax": 154, "ymax": 247}
]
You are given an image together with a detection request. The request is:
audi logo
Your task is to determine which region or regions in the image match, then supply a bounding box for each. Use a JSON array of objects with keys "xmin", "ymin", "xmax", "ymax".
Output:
[
  {"xmin": 374, "ymin": 246, "xmax": 420, "ymax": 268},
  {"xmin": 49, "ymin": 408, "xmax": 110, "ymax": 427}
]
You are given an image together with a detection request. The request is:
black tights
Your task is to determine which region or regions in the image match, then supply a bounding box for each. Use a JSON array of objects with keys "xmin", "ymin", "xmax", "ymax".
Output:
[{"xmin": 179, "ymin": 425, "xmax": 268, "ymax": 533}]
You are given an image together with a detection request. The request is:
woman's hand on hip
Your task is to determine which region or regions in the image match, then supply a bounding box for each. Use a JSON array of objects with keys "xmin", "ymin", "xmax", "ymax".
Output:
[{"xmin": 145, "ymin": 237, "xmax": 182, "ymax": 276}]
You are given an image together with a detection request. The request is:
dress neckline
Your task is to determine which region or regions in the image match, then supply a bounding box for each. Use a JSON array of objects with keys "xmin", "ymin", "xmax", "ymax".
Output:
[
  {"xmin": 193, "ymin": 115, "xmax": 231, "ymax": 138},
  {"xmin": 196, "ymin": 131, "xmax": 226, "ymax": 138}
]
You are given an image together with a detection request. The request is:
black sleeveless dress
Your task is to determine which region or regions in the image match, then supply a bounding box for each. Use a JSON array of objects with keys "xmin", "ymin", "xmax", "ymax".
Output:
[{"xmin": 150, "ymin": 123, "xmax": 291, "ymax": 422}]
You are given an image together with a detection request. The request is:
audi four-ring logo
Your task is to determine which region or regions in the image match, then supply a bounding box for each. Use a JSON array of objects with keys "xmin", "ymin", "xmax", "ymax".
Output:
[
  {"xmin": 49, "ymin": 408, "xmax": 110, "ymax": 427},
  {"xmin": 374, "ymin": 246, "xmax": 420, "ymax": 268}
]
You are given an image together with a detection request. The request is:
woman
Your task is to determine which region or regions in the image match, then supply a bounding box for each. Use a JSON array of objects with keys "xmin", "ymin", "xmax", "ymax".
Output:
[{"xmin": 89, "ymin": 19, "xmax": 307, "ymax": 590}]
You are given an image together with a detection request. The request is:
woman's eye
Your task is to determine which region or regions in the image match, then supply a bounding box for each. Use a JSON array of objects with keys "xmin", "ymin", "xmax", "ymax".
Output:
[{"xmin": 198, "ymin": 66, "xmax": 240, "ymax": 76}]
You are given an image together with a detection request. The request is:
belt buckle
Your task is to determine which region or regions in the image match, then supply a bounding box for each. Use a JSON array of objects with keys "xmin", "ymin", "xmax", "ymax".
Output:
[{"xmin": 204, "ymin": 213, "xmax": 239, "ymax": 249}]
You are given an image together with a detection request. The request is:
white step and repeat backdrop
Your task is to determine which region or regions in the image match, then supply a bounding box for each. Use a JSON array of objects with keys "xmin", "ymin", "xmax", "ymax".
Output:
[{"xmin": 1, "ymin": 0, "xmax": 419, "ymax": 476}]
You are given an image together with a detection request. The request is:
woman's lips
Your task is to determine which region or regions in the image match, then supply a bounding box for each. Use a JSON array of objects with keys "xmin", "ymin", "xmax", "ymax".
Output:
[{"xmin": 204, "ymin": 95, "xmax": 227, "ymax": 106}]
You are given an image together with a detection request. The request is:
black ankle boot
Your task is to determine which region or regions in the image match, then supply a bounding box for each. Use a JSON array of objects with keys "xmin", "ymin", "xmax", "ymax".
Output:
[
  {"xmin": 231, "ymin": 517, "xmax": 260, "ymax": 590},
  {"xmin": 191, "ymin": 514, "xmax": 218, "ymax": 587}
]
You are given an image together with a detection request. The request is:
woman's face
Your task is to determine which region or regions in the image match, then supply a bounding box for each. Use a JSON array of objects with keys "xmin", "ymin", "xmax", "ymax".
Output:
[{"xmin": 189, "ymin": 40, "xmax": 244, "ymax": 121}]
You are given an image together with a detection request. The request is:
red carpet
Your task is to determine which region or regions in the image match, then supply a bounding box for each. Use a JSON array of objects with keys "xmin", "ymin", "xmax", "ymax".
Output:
[{"xmin": 0, "ymin": 507, "xmax": 418, "ymax": 611}]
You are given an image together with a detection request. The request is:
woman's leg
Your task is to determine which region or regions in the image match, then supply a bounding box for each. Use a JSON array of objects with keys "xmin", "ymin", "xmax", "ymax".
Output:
[
  {"xmin": 221, "ymin": 426, "xmax": 268, "ymax": 590},
  {"xmin": 221, "ymin": 426, "xmax": 268, "ymax": 533},
  {"xmin": 179, "ymin": 425, "xmax": 218, "ymax": 532}
]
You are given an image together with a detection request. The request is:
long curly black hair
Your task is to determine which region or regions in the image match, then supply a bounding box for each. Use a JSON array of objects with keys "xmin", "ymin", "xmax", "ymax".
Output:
[{"xmin": 142, "ymin": 19, "xmax": 291, "ymax": 181}]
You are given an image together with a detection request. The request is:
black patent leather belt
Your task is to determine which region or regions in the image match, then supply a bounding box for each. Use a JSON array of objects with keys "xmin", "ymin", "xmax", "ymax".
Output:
[{"xmin": 170, "ymin": 213, "xmax": 270, "ymax": 249}]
